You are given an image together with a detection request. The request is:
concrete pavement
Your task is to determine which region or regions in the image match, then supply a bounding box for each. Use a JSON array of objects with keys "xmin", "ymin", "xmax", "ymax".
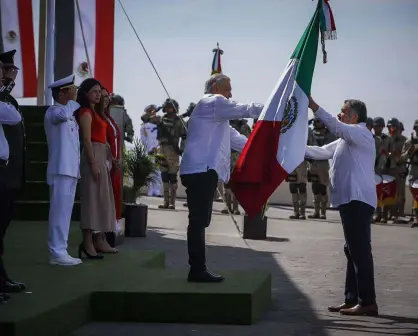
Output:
[{"xmin": 70, "ymin": 197, "xmax": 418, "ymax": 336}]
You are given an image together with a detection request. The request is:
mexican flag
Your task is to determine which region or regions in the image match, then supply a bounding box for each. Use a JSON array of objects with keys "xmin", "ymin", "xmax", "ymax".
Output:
[{"xmin": 230, "ymin": 0, "xmax": 336, "ymax": 218}]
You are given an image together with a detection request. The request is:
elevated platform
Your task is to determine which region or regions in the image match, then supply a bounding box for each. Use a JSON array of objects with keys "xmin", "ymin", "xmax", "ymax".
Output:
[{"xmin": 0, "ymin": 222, "xmax": 272, "ymax": 335}]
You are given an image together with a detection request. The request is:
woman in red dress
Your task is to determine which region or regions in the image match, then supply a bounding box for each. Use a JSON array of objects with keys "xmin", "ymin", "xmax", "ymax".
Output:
[{"xmin": 103, "ymin": 88, "xmax": 122, "ymax": 229}]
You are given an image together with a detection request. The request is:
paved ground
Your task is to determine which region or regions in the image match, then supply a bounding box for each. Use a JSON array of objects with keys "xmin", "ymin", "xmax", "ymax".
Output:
[{"xmin": 71, "ymin": 197, "xmax": 418, "ymax": 336}]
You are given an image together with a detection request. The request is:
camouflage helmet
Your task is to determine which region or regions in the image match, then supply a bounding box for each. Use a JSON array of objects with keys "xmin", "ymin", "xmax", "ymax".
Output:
[
  {"xmin": 414, "ymin": 119, "xmax": 418, "ymax": 128},
  {"xmin": 110, "ymin": 94, "xmax": 125, "ymax": 106},
  {"xmin": 387, "ymin": 117, "xmax": 400, "ymax": 128},
  {"xmin": 366, "ymin": 117, "xmax": 374, "ymax": 128},
  {"xmin": 373, "ymin": 117, "xmax": 385, "ymax": 127},
  {"xmin": 162, "ymin": 98, "xmax": 179, "ymax": 112},
  {"xmin": 144, "ymin": 104, "xmax": 157, "ymax": 113}
]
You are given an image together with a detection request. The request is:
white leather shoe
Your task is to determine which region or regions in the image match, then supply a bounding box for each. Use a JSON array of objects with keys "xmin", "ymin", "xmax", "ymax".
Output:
[{"xmin": 50, "ymin": 254, "xmax": 82, "ymax": 266}]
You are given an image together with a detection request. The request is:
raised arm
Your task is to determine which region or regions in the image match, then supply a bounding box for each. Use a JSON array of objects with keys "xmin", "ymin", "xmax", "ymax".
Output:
[
  {"xmin": 305, "ymin": 140, "xmax": 339, "ymax": 160},
  {"xmin": 230, "ymin": 126, "xmax": 248, "ymax": 153},
  {"xmin": 48, "ymin": 101, "xmax": 80, "ymax": 125},
  {"xmin": 214, "ymin": 96, "xmax": 263, "ymax": 121},
  {"xmin": 314, "ymin": 107, "xmax": 366, "ymax": 146},
  {"xmin": 0, "ymin": 101, "xmax": 21, "ymax": 125}
]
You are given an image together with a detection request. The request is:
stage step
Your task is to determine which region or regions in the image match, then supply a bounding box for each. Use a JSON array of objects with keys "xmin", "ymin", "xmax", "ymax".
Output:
[
  {"xmin": 21, "ymin": 105, "xmax": 48, "ymax": 124},
  {"xmin": 13, "ymin": 201, "xmax": 81, "ymax": 221},
  {"xmin": 0, "ymin": 221, "xmax": 271, "ymax": 335},
  {"xmin": 25, "ymin": 161, "xmax": 47, "ymax": 182},
  {"xmin": 26, "ymin": 142, "xmax": 48, "ymax": 162},
  {"xmin": 20, "ymin": 181, "xmax": 80, "ymax": 202},
  {"xmin": 25, "ymin": 122, "xmax": 46, "ymax": 143}
]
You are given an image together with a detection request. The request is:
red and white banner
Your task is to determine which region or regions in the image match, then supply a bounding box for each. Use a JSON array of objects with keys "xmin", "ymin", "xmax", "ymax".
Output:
[
  {"xmin": 0, "ymin": 0, "xmax": 37, "ymax": 98},
  {"xmin": 54, "ymin": 0, "xmax": 115, "ymax": 92}
]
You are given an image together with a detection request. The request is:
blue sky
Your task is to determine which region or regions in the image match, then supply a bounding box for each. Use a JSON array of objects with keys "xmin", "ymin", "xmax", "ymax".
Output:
[{"xmin": 22, "ymin": 0, "xmax": 418, "ymax": 135}]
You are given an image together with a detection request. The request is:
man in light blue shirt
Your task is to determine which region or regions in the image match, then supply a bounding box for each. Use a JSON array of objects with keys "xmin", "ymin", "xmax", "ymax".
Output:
[{"xmin": 305, "ymin": 97, "xmax": 378, "ymax": 317}]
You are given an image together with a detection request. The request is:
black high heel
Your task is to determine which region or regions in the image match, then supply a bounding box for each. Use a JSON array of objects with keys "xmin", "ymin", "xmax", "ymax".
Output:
[{"xmin": 78, "ymin": 244, "xmax": 104, "ymax": 260}]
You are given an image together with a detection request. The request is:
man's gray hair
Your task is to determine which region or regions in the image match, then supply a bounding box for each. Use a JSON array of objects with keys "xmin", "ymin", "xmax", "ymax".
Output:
[
  {"xmin": 204, "ymin": 73, "xmax": 230, "ymax": 94},
  {"xmin": 344, "ymin": 99, "xmax": 367, "ymax": 123}
]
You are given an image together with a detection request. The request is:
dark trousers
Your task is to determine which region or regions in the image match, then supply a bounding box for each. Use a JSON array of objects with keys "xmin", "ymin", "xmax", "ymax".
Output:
[
  {"xmin": 338, "ymin": 200, "xmax": 376, "ymax": 306},
  {"xmin": 181, "ymin": 169, "xmax": 218, "ymax": 272},
  {"xmin": 0, "ymin": 182, "xmax": 16, "ymax": 281}
]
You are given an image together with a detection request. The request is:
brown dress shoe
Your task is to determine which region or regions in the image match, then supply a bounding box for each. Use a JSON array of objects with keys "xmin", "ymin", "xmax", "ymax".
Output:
[
  {"xmin": 340, "ymin": 303, "xmax": 378, "ymax": 316},
  {"xmin": 328, "ymin": 303, "xmax": 356, "ymax": 312}
]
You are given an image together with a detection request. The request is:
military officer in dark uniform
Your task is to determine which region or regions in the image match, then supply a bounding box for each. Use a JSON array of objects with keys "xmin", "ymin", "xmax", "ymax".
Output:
[
  {"xmin": 0, "ymin": 50, "xmax": 27, "ymax": 302},
  {"xmin": 308, "ymin": 118, "xmax": 336, "ymax": 219},
  {"xmin": 157, "ymin": 98, "xmax": 186, "ymax": 209}
]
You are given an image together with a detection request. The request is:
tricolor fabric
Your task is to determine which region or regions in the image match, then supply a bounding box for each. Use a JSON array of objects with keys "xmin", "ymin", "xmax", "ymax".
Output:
[
  {"xmin": 230, "ymin": 0, "xmax": 336, "ymax": 218},
  {"xmin": 54, "ymin": 0, "xmax": 115, "ymax": 91},
  {"xmin": 211, "ymin": 43, "xmax": 223, "ymax": 75},
  {"xmin": 0, "ymin": 0, "xmax": 37, "ymax": 98}
]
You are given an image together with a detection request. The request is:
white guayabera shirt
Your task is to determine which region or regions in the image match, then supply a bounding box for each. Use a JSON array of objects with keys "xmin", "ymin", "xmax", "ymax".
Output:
[
  {"xmin": 180, "ymin": 94, "xmax": 263, "ymax": 183},
  {"xmin": 305, "ymin": 107, "xmax": 377, "ymax": 209}
]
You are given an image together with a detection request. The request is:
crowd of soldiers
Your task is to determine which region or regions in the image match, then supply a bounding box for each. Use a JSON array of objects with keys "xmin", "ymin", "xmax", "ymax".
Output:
[
  {"xmin": 140, "ymin": 99, "xmax": 251, "ymax": 212},
  {"xmin": 288, "ymin": 115, "xmax": 418, "ymax": 228},
  {"xmin": 140, "ymin": 102, "xmax": 418, "ymax": 229},
  {"xmin": 287, "ymin": 117, "xmax": 337, "ymax": 220},
  {"xmin": 368, "ymin": 117, "xmax": 418, "ymax": 228}
]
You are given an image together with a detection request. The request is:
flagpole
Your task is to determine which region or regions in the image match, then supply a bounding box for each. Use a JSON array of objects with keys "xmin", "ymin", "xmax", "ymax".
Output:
[
  {"xmin": 36, "ymin": 0, "xmax": 47, "ymax": 105},
  {"xmin": 44, "ymin": 0, "xmax": 55, "ymax": 106}
]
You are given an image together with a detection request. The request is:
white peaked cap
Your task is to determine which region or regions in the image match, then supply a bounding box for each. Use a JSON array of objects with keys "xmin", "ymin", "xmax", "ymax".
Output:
[{"xmin": 48, "ymin": 74, "xmax": 75, "ymax": 89}]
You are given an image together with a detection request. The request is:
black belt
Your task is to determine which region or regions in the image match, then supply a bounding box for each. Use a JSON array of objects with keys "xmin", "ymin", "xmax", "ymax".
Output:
[{"xmin": 0, "ymin": 159, "xmax": 8, "ymax": 168}]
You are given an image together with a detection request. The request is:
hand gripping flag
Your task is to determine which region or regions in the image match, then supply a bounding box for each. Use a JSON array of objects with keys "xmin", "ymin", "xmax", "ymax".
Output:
[
  {"xmin": 229, "ymin": 0, "xmax": 336, "ymax": 218},
  {"xmin": 211, "ymin": 42, "xmax": 223, "ymax": 75}
]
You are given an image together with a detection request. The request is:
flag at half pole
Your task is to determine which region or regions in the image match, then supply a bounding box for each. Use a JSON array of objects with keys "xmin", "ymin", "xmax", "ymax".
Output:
[
  {"xmin": 229, "ymin": 0, "xmax": 337, "ymax": 218},
  {"xmin": 211, "ymin": 42, "xmax": 223, "ymax": 75}
]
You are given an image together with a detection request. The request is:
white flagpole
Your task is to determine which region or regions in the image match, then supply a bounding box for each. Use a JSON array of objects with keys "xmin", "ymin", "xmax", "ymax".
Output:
[
  {"xmin": 44, "ymin": 0, "xmax": 55, "ymax": 106},
  {"xmin": 36, "ymin": 0, "xmax": 47, "ymax": 105}
]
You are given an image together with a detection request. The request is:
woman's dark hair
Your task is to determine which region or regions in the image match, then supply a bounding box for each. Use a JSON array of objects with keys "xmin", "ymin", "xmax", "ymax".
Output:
[
  {"xmin": 76, "ymin": 77, "xmax": 105, "ymax": 119},
  {"xmin": 102, "ymin": 87, "xmax": 110, "ymax": 117}
]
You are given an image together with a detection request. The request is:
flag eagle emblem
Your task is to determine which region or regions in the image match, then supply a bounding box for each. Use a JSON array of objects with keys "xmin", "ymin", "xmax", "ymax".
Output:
[{"xmin": 280, "ymin": 96, "xmax": 299, "ymax": 134}]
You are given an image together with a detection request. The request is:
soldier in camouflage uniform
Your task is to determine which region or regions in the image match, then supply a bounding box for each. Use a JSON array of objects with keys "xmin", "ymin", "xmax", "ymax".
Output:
[
  {"xmin": 372, "ymin": 117, "xmax": 390, "ymax": 222},
  {"xmin": 287, "ymin": 127, "xmax": 313, "ymax": 220},
  {"xmin": 381, "ymin": 118, "xmax": 407, "ymax": 222},
  {"xmin": 110, "ymin": 94, "xmax": 134, "ymax": 143},
  {"xmin": 157, "ymin": 99, "xmax": 186, "ymax": 209},
  {"xmin": 402, "ymin": 119, "xmax": 418, "ymax": 227},
  {"xmin": 141, "ymin": 104, "xmax": 158, "ymax": 124},
  {"xmin": 308, "ymin": 119, "xmax": 336, "ymax": 219},
  {"xmin": 221, "ymin": 119, "xmax": 251, "ymax": 215}
]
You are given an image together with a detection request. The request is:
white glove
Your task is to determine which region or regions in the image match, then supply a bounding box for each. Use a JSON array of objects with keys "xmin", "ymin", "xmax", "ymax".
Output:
[{"xmin": 106, "ymin": 160, "xmax": 111, "ymax": 171}]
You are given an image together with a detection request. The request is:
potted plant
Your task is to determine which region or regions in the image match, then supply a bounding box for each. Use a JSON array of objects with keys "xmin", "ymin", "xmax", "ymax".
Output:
[
  {"xmin": 123, "ymin": 138, "xmax": 159, "ymax": 237},
  {"xmin": 242, "ymin": 203, "xmax": 268, "ymax": 240}
]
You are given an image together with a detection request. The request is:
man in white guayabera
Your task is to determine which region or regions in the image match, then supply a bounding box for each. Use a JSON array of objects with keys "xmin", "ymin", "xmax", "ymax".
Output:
[
  {"xmin": 305, "ymin": 97, "xmax": 378, "ymax": 316},
  {"xmin": 180, "ymin": 73, "xmax": 264, "ymax": 283}
]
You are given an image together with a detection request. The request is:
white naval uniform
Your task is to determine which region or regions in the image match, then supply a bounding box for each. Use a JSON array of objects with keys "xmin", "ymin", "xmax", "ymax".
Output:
[
  {"xmin": 140, "ymin": 122, "xmax": 162, "ymax": 196},
  {"xmin": 0, "ymin": 101, "xmax": 22, "ymax": 161},
  {"xmin": 44, "ymin": 100, "xmax": 80, "ymax": 259}
]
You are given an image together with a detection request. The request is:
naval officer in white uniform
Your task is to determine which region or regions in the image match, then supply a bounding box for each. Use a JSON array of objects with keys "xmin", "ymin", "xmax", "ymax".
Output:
[
  {"xmin": 140, "ymin": 112, "xmax": 162, "ymax": 196},
  {"xmin": 45, "ymin": 75, "xmax": 82, "ymax": 266}
]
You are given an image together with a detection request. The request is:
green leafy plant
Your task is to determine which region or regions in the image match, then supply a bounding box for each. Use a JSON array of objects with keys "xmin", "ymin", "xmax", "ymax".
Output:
[{"xmin": 123, "ymin": 138, "xmax": 158, "ymax": 204}]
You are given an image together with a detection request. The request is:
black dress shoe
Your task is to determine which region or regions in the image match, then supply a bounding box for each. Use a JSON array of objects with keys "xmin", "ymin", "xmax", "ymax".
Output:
[
  {"xmin": 0, "ymin": 293, "xmax": 10, "ymax": 304},
  {"xmin": 187, "ymin": 269, "xmax": 225, "ymax": 283},
  {"xmin": 2, "ymin": 280, "xmax": 26, "ymax": 293}
]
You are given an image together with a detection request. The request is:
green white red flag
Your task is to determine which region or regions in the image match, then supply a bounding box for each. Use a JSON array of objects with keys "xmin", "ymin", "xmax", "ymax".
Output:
[
  {"xmin": 211, "ymin": 42, "xmax": 223, "ymax": 75},
  {"xmin": 230, "ymin": 0, "xmax": 337, "ymax": 218}
]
